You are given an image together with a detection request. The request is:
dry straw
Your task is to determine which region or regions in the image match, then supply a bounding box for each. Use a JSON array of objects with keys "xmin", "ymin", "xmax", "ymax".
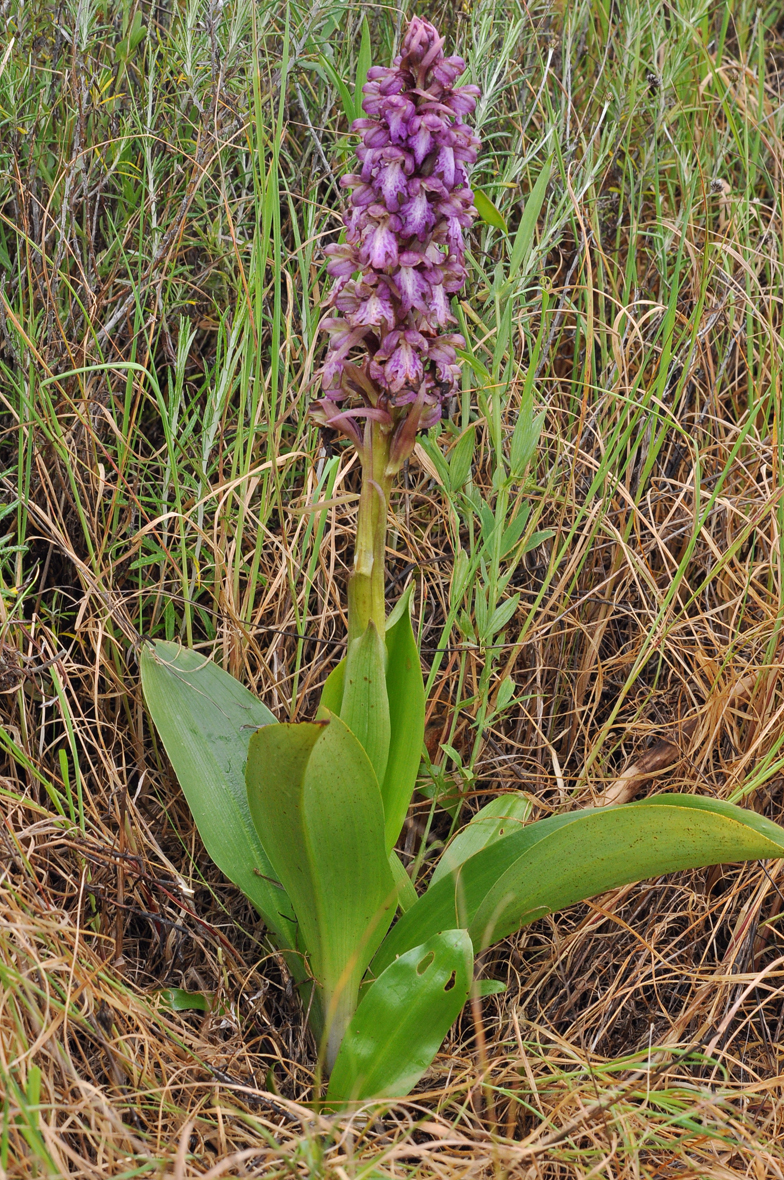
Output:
[{"xmin": 2, "ymin": 0, "xmax": 784, "ymax": 1175}]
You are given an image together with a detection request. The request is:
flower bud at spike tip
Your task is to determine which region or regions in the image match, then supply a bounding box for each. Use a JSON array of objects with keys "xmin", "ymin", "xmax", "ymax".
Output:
[{"xmin": 311, "ymin": 16, "xmax": 480, "ymax": 465}]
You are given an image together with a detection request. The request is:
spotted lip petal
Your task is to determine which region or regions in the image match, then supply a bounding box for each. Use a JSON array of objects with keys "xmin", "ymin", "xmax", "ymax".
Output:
[{"xmin": 316, "ymin": 16, "xmax": 480, "ymax": 448}]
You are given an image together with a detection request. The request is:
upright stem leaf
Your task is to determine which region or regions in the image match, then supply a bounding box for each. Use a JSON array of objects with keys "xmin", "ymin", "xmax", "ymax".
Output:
[
  {"xmin": 340, "ymin": 621, "xmax": 390, "ymax": 791},
  {"xmin": 246, "ymin": 710, "xmax": 396, "ymax": 1071},
  {"xmin": 380, "ymin": 585, "xmax": 425, "ymax": 852}
]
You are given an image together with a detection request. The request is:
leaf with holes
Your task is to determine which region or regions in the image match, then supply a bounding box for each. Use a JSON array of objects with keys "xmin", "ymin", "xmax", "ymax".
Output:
[{"xmin": 326, "ymin": 930, "xmax": 473, "ymax": 1106}]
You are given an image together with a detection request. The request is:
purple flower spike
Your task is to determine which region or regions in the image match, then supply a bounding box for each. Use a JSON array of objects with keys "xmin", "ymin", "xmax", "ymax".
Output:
[{"xmin": 313, "ymin": 16, "xmax": 480, "ymax": 462}]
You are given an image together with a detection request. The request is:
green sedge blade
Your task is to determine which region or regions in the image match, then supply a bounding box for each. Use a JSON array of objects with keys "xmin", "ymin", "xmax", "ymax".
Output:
[
  {"xmin": 508, "ymin": 156, "xmax": 552, "ymax": 280},
  {"xmin": 327, "ymin": 930, "xmax": 473, "ymax": 1106},
  {"xmin": 140, "ymin": 640, "xmax": 296, "ymax": 947}
]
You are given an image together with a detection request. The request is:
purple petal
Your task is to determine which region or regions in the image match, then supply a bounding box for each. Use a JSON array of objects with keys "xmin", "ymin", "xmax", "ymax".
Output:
[
  {"xmin": 361, "ymin": 219, "xmax": 399, "ymax": 269},
  {"xmin": 325, "ymin": 243, "xmax": 359, "ymax": 278},
  {"xmin": 395, "ymin": 265, "xmax": 431, "ymax": 313},
  {"xmin": 385, "ymin": 338, "xmax": 423, "ymax": 389},
  {"xmin": 434, "ymin": 144, "xmax": 456, "ymax": 188},
  {"xmin": 432, "ymin": 55, "xmax": 465, "ymax": 86},
  {"xmin": 427, "ymin": 332, "xmax": 464, "ymax": 369},
  {"xmin": 350, "ymin": 183, "xmax": 377, "ymax": 208},
  {"xmin": 429, "ymin": 282, "xmax": 453, "ymax": 325},
  {"xmin": 398, "ymin": 188, "xmax": 435, "ymax": 237},
  {"xmin": 408, "ymin": 122, "xmax": 433, "ymax": 167},
  {"xmin": 348, "ymin": 285, "xmax": 395, "ymax": 329},
  {"xmin": 383, "ymin": 95, "xmax": 416, "ymax": 142},
  {"xmin": 377, "ymin": 158, "xmax": 409, "ymax": 209},
  {"xmin": 445, "ymin": 84, "xmax": 480, "ymax": 116},
  {"xmin": 374, "ymin": 329, "xmax": 401, "ymax": 360},
  {"xmin": 378, "ymin": 72, "xmax": 405, "ymax": 97}
]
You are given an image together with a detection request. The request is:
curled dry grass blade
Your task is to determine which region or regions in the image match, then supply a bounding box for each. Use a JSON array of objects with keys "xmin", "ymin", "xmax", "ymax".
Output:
[{"xmin": 2, "ymin": 0, "xmax": 784, "ymax": 1175}]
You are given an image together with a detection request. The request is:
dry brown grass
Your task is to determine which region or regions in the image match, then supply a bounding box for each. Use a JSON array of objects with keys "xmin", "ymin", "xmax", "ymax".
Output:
[{"xmin": 3, "ymin": 0, "xmax": 784, "ymax": 1175}]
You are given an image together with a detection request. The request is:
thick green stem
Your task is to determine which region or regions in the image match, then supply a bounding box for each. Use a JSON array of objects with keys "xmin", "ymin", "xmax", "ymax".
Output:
[{"xmin": 348, "ymin": 421, "xmax": 393, "ymax": 644}]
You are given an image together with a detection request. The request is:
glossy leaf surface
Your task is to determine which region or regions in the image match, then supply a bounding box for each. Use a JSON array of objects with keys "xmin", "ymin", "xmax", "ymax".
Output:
[
  {"xmin": 431, "ymin": 792, "xmax": 531, "ymax": 887},
  {"xmin": 140, "ymin": 640, "xmax": 296, "ymax": 946},
  {"xmin": 473, "ymin": 189, "xmax": 507, "ymax": 233},
  {"xmin": 374, "ymin": 795, "xmax": 784, "ymax": 974},
  {"xmin": 327, "ymin": 930, "xmax": 473, "ymax": 1105},
  {"xmin": 246, "ymin": 710, "xmax": 396, "ymax": 1064}
]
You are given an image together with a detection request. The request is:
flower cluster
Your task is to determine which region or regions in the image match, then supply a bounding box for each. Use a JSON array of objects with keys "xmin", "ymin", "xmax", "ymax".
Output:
[{"xmin": 313, "ymin": 17, "xmax": 480, "ymax": 456}]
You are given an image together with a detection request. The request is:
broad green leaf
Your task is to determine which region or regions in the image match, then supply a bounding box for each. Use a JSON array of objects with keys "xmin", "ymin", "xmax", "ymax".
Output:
[
  {"xmin": 380, "ymin": 585, "xmax": 425, "ymax": 852},
  {"xmin": 246, "ymin": 711, "xmax": 395, "ymax": 1068},
  {"xmin": 484, "ymin": 593, "xmax": 520, "ymax": 639},
  {"xmin": 341, "ymin": 622, "xmax": 390, "ymax": 789},
  {"xmin": 470, "ymin": 795, "xmax": 784, "ymax": 950},
  {"xmin": 374, "ymin": 795, "xmax": 784, "ymax": 974},
  {"xmin": 353, "ymin": 16, "xmax": 372, "ymax": 120},
  {"xmin": 495, "ymin": 676, "xmax": 516, "ymax": 712},
  {"xmin": 499, "ymin": 505, "xmax": 530, "ymax": 557},
  {"xmin": 319, "ymin": 659, "xmax": 345, "ymax": 713},
  {"xmin": 509, "ymin": 407, "xmax": 545, "ymax": 478},
  {"xmin": 327, "ymin": 930, "xmax": 473, "ymax": 1105},
  {"xmin": 474, "ymin": 189, "xmax": 508, "ymax": 233},
  {"xmin": 163, "ymin": 988, "xmax": 210, "ymax": 1012},
  {"xmin": 431, "ymin": 792, "xmax": 531, "ymax": 887},
  {"xmin": 508, "ymin": 156, "xmax": 552, "ymax": 281},
  {"xmin": 523, "ymin": 528, "xmax": 555, "ymax": 554},
  {"xmin": 140, "ymin": 641, "xmax": 296, "ymax": 947}
]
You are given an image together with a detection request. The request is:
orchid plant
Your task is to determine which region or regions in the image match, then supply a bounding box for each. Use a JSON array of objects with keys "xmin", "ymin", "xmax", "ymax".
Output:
[{"xmin": 142, "ymin": 17, "xmax": 784, "ymax": 1108}]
